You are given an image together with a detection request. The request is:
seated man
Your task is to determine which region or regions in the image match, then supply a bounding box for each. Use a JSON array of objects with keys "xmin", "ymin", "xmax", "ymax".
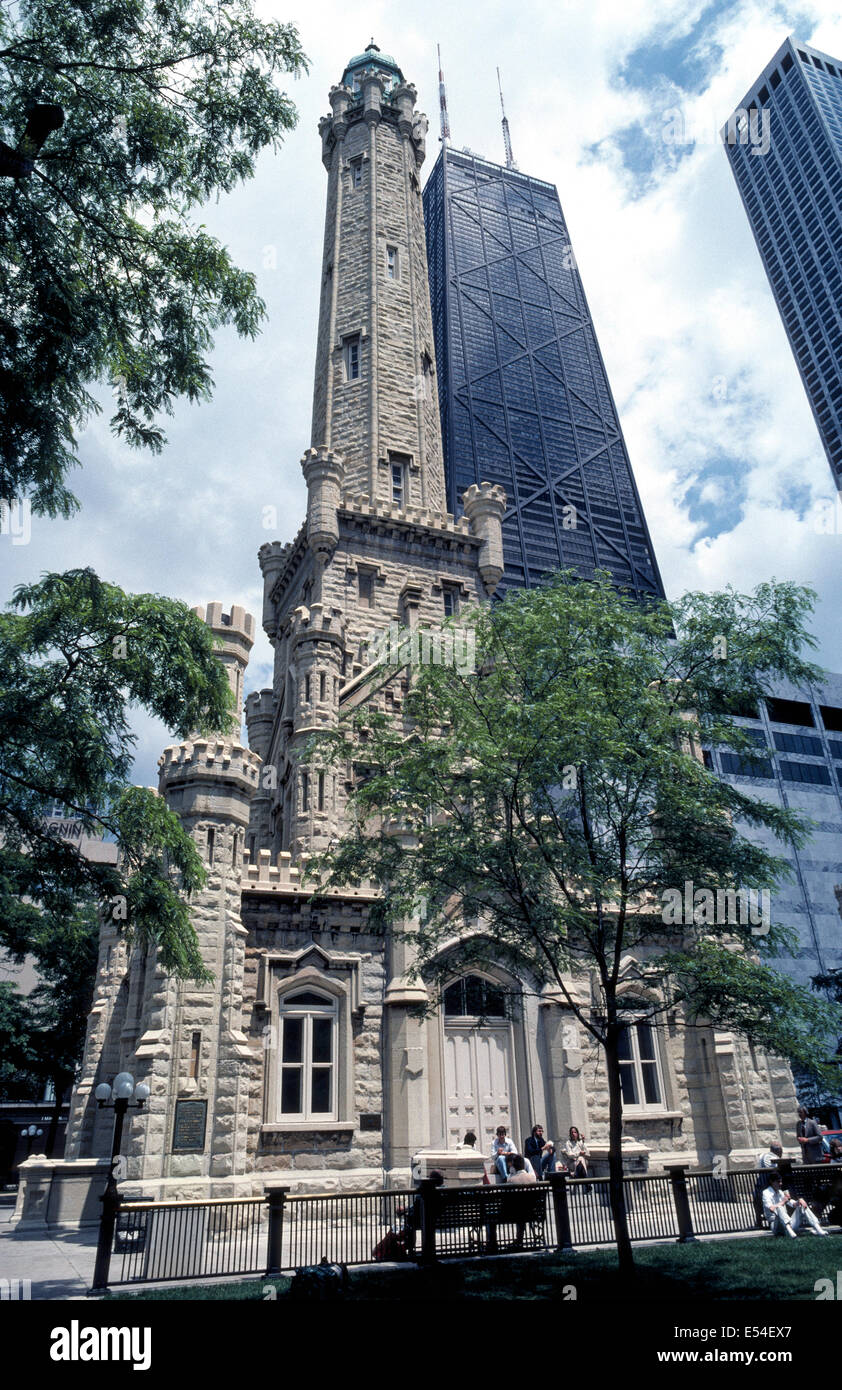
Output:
[
  {"xmin": 762, "ymin": 1173, "xmax": 828, "ymax": 1238},
  {"xmin": 507, "ymin": 1154, "xmax": 537, "ymax": 1185},
  {"xmin": 491, "ymin": 1125, "xmax": 517, "ymax": 1182}
]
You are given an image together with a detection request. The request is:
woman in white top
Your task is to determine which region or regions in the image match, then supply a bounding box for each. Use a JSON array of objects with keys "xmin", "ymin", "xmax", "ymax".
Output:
[{"xmin": 562, "ymin": 1126, "xmax": 590, "ymax": 1179}]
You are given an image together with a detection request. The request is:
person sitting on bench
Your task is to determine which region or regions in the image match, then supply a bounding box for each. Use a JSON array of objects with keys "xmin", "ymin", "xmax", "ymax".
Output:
[
  {"xmin": 762, "ymin": 1172, "xmax": 828, "ymax": 1237},
  {"xmin": 492, "ymin": 1125, "xmax": 517, "ymax": 1182}
]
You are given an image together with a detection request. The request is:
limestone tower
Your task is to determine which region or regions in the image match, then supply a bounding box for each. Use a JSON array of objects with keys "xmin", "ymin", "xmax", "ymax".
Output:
[{"xmin": 242, "ymin": 41, "xmax": 506, "ymax": 1186}]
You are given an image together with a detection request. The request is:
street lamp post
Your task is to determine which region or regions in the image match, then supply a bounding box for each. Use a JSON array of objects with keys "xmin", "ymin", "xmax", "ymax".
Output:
[
  {"xmin": 90, "ymin": 1073, "xmax": 150, "ymax": 1296},
  {"xmin": 21, "ymin": 1124, "xmax": 43, "ymax": 1160},
  {"xmin": 94, "ymin": 1073, "xmax": 150, "ymax": 1193}
]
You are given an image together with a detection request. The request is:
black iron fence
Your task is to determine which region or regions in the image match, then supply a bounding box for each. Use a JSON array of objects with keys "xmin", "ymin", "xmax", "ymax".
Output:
[{"xmin": 89, "ymin": 1160, "xmax": 841, "ymax": 1293}]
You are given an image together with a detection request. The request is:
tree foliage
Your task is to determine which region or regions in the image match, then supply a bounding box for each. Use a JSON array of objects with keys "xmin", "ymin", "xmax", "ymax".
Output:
[
  {"xmin": 0, "ymin": 0, "xmax": 307, "ymax": 515},
  {"xmin": 308, "ymin": 571, "xmax": 840, "ymax": 1270},
  {"xmin": 0, "ymin": 567, "xmax": 234, "ymax": 979}
]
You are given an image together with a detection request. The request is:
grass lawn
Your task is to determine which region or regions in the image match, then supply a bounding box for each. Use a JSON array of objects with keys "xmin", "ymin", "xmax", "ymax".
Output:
[{"xmin": 105, "ymin": 1233, "xmax": 842, "ymax": 1301}]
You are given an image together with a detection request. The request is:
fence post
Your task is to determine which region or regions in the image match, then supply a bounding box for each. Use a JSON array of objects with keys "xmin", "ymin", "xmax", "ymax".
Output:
[
  {"xmin": 548, "ymin": 1172, "xmax": 575, "ymax": 1252},
  {"xmin": 89, "ymin": 1185, "xmax": 122, "ymax": 1295},
  {"xmin": 265, "ymin": 1186, "xmax": 289, "ymax": 1277},
  {"xmin": 418, "ymin": 1178, "xmax": 439, "ymax": 1264},
  {"xmin": 668, "ymin": 1165, "xmax": 697, "ymax": 1243}
]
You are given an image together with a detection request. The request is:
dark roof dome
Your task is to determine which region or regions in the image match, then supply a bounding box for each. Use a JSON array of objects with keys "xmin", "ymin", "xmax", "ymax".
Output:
[{"xmin": 341, "ymin": 39, "xmax": 404, "ymax": 90}]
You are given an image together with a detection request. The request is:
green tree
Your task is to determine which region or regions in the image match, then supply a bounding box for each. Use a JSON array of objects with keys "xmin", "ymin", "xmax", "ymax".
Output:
[
  {"xmin": 309, "ymin": 572, "xmax": 841, "ymax": 1275},
  {"xmin": 0, "ymin": 982, "xmax": 41, "ymax": 1100},
  {"xmin": 0, "ymin": 566, "xmax": 234, "ymax": 981},
  {"xmin": 0, "ymin": 904, "xmax": 100, "ymax": 1153},
  {"xmin": 0, "ymin": 0, "xmax": 307, "ymax": 516}
]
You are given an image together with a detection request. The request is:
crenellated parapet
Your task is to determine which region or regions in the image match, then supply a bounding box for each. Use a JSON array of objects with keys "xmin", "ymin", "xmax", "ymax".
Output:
[
  {"xmin": 462, "ymin": 481, "xmax": 507, "ymax": 593},
  {"xmin": 242, "ymin": 846, "xmax": 379, "ymax": 899},
  {"xmin": 191, "ymin": 602, "xmax": 255, "ymax": 724},
  {"xmin": 158, "ymin": 738, "xmax": 262, "ymax": 829},
  {"xmin": 288, "ymin": 600, "xmax": 346, "ymax": 653}
]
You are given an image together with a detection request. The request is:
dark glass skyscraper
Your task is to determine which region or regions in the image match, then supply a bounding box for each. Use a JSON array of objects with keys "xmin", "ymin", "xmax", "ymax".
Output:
[
  {"xmin": 722, "ymin": 36, "xmax": 842, "ymax": 491},
  {"xmin": 423, "ymin": 146, "xmax": 665, "ymax": 597}
]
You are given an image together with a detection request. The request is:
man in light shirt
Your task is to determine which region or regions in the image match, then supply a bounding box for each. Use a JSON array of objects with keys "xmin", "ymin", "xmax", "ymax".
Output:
[
  {"xmin": 762, "ymin": 1173, "xmax": 827, "ymax": 1237},
  {"xmin": 492, "ymin": 1125, "xmax": 517, "ymax": 1182},
  {"xmin": 507, "ymin": 1154, "xmax": 537, "ymax": 1185}
]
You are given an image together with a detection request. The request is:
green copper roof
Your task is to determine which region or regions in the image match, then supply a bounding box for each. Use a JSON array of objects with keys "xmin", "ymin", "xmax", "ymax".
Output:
[{"xmin": 341, "ymin": 41, "xmax": 403, "ymax": 88}]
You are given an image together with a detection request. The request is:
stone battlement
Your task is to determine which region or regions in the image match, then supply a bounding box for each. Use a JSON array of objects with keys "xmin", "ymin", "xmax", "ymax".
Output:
[
  {"xmin": 244, "ymin": 689, "xmax": 275, "ymax": 720},
  {"xmin": 340, "ymin": 494, "xmax": 472, "ymax": 536},
  {"xmin": 242, "ymin": 847, "xmax": 380, "ymax": 898},
  {"xmin": 158, "ymin": 739, "xmax": 262, "ymax": 787},
  {"xmin": 192, "ymin": 602, "xmax": 256, "ymax": 644},
  {"xmin": 289, "ymin": 602, "xmax": 346, "ymax": 643}
]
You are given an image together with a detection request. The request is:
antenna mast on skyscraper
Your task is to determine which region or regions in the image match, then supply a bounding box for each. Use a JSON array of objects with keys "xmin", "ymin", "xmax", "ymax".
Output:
[
  {"xmin": 437, "ymin": 43, "xmax": 451, "ymax": 144},
  {"xmin": 497, "ymin": 67, "xmax": 516, "ymax": 168}
]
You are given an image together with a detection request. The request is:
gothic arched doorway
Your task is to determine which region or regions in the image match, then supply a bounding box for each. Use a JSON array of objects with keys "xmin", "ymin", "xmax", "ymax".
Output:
[{"xmin": 441, "ymin": 973, "xmax": 517, "ymax": 1153}]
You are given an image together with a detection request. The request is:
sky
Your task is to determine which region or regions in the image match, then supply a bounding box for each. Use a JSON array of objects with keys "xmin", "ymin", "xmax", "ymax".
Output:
[{"xmin": 1, "ymin": 0, "xmax": 840, "ymax": 786}]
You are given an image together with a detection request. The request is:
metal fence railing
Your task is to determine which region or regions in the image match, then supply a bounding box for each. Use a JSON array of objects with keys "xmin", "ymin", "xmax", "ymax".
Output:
[{"xmin": 89, "ymin": 1160, "xmax": 842, "ymax": 1293}]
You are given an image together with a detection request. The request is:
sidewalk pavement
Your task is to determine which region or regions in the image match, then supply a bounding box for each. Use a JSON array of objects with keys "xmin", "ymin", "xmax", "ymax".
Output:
[{"xmin": 0, "ymin": 1206, "xmax": 98, "ymax": 1300}]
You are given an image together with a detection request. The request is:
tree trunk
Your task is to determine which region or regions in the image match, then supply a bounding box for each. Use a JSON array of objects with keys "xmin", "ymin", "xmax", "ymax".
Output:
[
  {"xmin": 604, "ymin": 1027, "xmax": 634, "ymax": 1277},
  {"xmin": 45, "ymin": 1075, "xmax": 64, "ymax": 1158}
]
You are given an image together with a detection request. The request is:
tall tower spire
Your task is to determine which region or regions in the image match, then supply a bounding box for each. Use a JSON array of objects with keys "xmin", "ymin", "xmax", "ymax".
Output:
[
  {"xmin": 437, "ymin": 43, "xmax": 450, "ymax": 144},
  {"xmin": 497, "ymin": 66, "xmax": 515, "ymax": 169},
  {"xmin": 310, "ymin": 42, "xmax": 445, "ymax": 510}
]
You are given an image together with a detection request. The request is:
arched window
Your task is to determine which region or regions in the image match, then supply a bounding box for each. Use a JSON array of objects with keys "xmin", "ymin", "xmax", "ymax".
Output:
[
  {"xmin": 279, "ymin": 990, "xmax": 337, "ymax": 1120},
  {"xmin": 443, "ymin": 974, "xmax": 506, "ymax": 1019}
]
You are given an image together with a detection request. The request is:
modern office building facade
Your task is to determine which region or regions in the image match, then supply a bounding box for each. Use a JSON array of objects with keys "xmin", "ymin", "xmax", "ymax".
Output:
[
  {"xmin": 722, "ymin": 36, "xmax": 842, "ymax": 491},
  {"xmin": 423, "ymin": 146, "xmax": 665, "ymax": 596},
  {"xmin": 707, "ymin": 673, "xmax": 842, "ymax": 998}
]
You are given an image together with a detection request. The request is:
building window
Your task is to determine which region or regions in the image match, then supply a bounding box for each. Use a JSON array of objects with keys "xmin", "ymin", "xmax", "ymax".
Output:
[
  {"xmin": 443, "ymin": 974, "xmax": 506, "ymax": 1018},
  {"xmin": 820, "ymin": 705, "xmax": 842, "ymax": 732},
  {"xmin": 765, "ymin": 697, "xmax": 814, "ymax": 727},
  {"xmin": 301, "ymin": 770, "xmax": 309, "ymax": 813},
  {"xmin": 206, "ymin": 827, "xmax": 215, "ymax": 865},
  {"xmin": 358, "ymin": 569, "xmax": 374, "ymax": 609},
  {"xmin": 279, "ymin": 990, "xmax": 337, "ymax": 1120},
  {"xmin": 231, "ymin": 831, "xmax": 238, "ymax": 867},
  {"xmin": 388, "ymin": 452, "xmax": 411, "ymax": 507},
  {"xmin": 304, "ymin": 674, "xmax": 311, "ymax": 704},
  {"xmin": 189, "ymin": 1031, "xmax": 201, "ymax": 1081},
  {"xmin": 350, "ymin": 157, "xmax": 363, "ymax": 189},
  {"xmin": 317, "ymin": 771, "xmax": 325, "ymax": 812},
  {"xmin": 386, "ymin": 245, "xmax": 398, "ymax": 279},
  {"xmin": 343, "ymin": 334, "xmax": 361, "ymax": 381},
  {"xmin": 319, "ymin": 672, "xmax": 326, "ymax": 701},
  {"xmin": 442, "ymin": 586, "xmax": 459, "ymax": 618},
  {"xmin": 618, "ymin": 1021, "xmax": 664, "ymax": 1110}
]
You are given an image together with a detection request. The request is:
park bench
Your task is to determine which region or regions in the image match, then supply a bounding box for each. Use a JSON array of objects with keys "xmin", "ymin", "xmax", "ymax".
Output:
[{"xmin": 430, "ymin": 1183, "xmax": 549, "ymax": 1255}]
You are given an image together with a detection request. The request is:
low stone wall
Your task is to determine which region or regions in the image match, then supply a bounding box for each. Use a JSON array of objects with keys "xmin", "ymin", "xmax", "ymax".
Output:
[{"xmin": 12, "ymin": 1156, "xmax": 112, "ymax": 1229}]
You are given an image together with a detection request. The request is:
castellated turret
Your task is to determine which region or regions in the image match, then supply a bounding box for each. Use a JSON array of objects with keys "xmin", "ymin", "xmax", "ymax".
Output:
[
  {"xmin": 462, "ymin": 483, "xmax": 507, "ymax": 594},
  {"xmin": 301, "ymin": 446, "xmax": 345, "ymax": 556},
  {"xmin": 286, "ymin": 601, "xmax": 346, "ymax": 857},
  {"xmin": 159, "ymin": 603, "xmax": 261, "ymax": 843}
]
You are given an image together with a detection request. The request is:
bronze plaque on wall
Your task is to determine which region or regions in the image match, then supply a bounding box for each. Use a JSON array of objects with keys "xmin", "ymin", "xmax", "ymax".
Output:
[{"xmin": 171, "ymin": 1099, "xmax": 208, "ymax": 1153}]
